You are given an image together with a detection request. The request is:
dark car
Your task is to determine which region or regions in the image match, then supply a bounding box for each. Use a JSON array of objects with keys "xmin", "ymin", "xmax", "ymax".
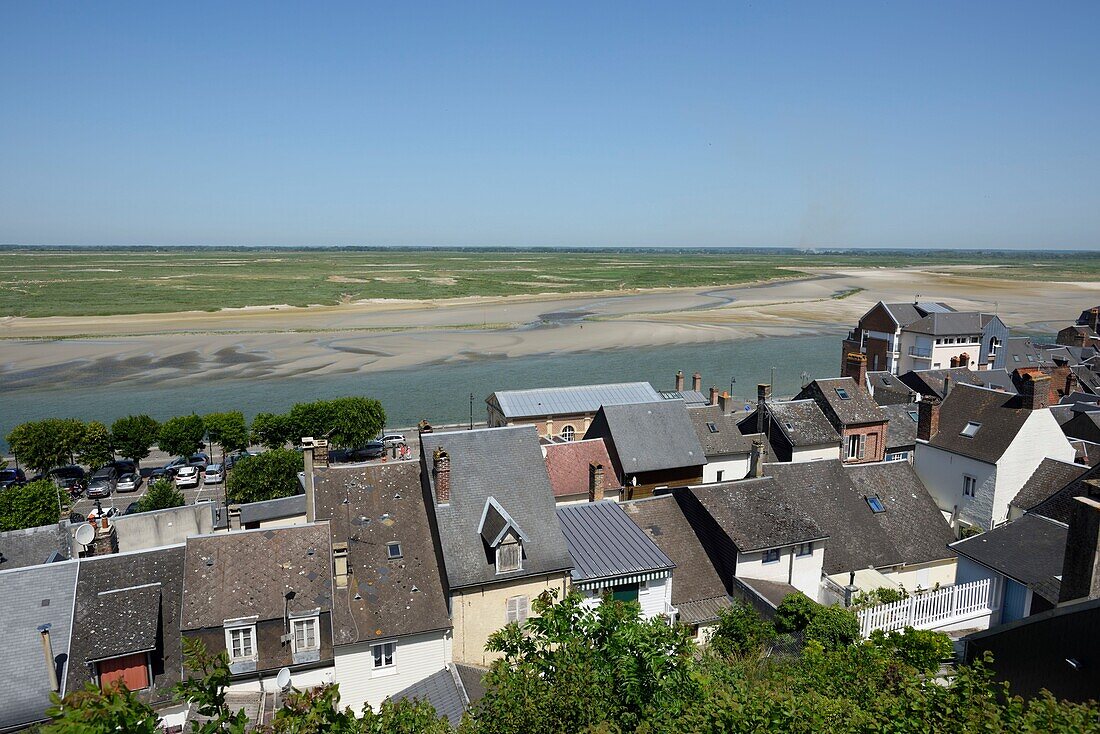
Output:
[
  {"xmin": 86, "ymin": 466, "xmax": 118, "ymax": 498},
  {"xmin": 48, "ymin": 465, "xmax": 86, "ymax": 496},
  {"xmin": 148, "ymin": 466, "xmax": 171, "ymax": 481},
  {"xmin": 225, "ymin": 451, "xmax": 252, "ymax": 470},
  {"xmin": 357, "ymin": 441, "xmax": 386, "ymax": 460},
  {"xmin": 123, "ymin": 501, "xmax": 142, "ymax": 515},
  {"xmin": 0, "ymin": 467, "xmax": 28, "ymax": 489},
  {"xmin": 111, "ymin": 459, "xmax": 138, "ymax": 476}
]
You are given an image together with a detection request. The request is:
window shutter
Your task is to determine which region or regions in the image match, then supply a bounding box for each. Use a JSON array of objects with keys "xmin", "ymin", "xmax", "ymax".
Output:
[{"xmin": 858, "ymin": 434, "xmax": 866, "ymax": 459}]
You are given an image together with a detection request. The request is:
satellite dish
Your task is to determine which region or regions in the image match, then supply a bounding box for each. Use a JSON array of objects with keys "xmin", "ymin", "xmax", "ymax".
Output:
[
  {"xmin": 74, "ymin": 524, "xmax": 95, "ymax": 547},
  {"xmin": 275, "ymin": 667, "xmax": 291, "ymax": 691}
]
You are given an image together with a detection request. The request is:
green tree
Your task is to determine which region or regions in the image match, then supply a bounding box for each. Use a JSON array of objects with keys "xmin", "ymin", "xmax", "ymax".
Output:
[
  {"xmin": 773, "ymin": 592, "xmax": 819, "ymax": 634},
  {"xmin": 204, "ymin": 412, "xmax": 250, "ymax": 462},
  {"xmin": 709, "ymin": 601, "xmax": 776, "ymax": 657},
  {"xmin": 137, "ymin": 479, "xmax": 185, "ymax": 513},
  {"xmin": 250, "ymin": 412, "xmax": 293, "ymax": 451},
  {"xmin": 6, "ymin": 418, "xmax": 85, "ymax": 475},
  {"xmin": 804, "ymin": 604, "xmax": 861, "ymax": 650},
  {"xmin": 158, "ymin": 414, "xmax": 206, "ymax": 458},
  {"xmin": 869, "ymin": 626, "xmax": 954, "ymax": 673},
  {"xmin": 43, "ymin": 682, "xmax": 160, "ymax": 734},
  {"xmin": 175, "ymin": 637, "xmax": 251, "ymax": 734},
  {"xmin": 225, "ymin": 449, "xmax": 304, "ymax": 504},
  {"xmin": 78, "ymin": 421, "xmax": 114, "ymax": 471},
  {"xmin": 287, "ymin": 397, "xmax": 386, "ymax": 448},
  {"xmin": 110, "ymin": 415, "xmax": 160, "ymax": 467},
  {"xmin": 0, "ymin": 479, "xmax": 64, "ymax": 531}
]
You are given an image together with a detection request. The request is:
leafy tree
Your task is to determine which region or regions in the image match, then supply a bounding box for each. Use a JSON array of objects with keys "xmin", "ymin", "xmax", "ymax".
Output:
[
  {"xmin": 137, "ymin": 479, "xmax": 184, "ymax": 513},
  {"xmin": 43, "ymin": 682, "xmax": 160, "ymax": 734},
  {"xmin": 78, "ymin": 421, "xmax": 114, "ymax": 471},
  {"xmin": 359, "ymin": 698, "xmax": 453, "ymax": 734},
  {"xmin": 225, "ymin": 449, "xmax": 303, "ymax": 504},
  {"xmin": 158, "ymin": 414, "xmax": 206, "ymax": 458},
  {"xmin": 250, "ymin": 412, "xmax": 293, "ymax": 451},
  {"xmin": 0, "ymin": 479, "xmax": 64, "ymax": 531},
  {"xmin": 6, "ymin": 418, "xmax": 86, "ymax": 475},
  {"xmin": 773, "ymin": 592, "xmax": 819, "ymax": 633},
  {"xmin": 204, "ymin": 412, "xmax": 250, "ymax": 462},
  {"xmin": 287, "ymin": 397, "xmax": 386, "ymax": 449},
  {"xmin": 710, "ymin": 602, "xmax": 776, "ymax": 657},
  {"xmin": 804, "ymin": 605, "xmax": 861, "ymax": 650},
  {"xmin": 110, "ymin": 415, "xmax": 160, "ymax": 467}
]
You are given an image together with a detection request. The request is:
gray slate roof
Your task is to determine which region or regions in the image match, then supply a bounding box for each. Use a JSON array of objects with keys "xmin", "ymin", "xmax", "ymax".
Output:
[
  {"xmin": 800, "ymin": 377, "xmax": 887, "ymax": 427},
  {"xmin": 900, "ymin": 367, "xmax": 1017, "ymax": 400},
  {"xmin": 690, "ymin": 479, "xmax": 828, "ymax": 552},
  {"xmin": 425, "ymin": 426, "xmax": 573, "ymax": 590},
  {"xmin": 951, "ymin": 514, "xmax": 1066, "ymax": 604},
  {"xmin": 1010, "ymin": 459, "xmax": 1087, "ymax": 515},
  {"xmin": 0, "ymin": 561, "xmax": 78, "ymax": 731},
  {"xmin": 1028, "ymin": 463, "xmax": 1100, "ymax": 524},
  {"xmin": 688, "ymin": 405, "xmax": 755, "ymax": 457},
  {"xmin": 881, "ymin": 404, "xmax": 920, "ymax": 451},
  {"xmin": 557, "ymin": 501, "xmax": 674, "ymax": 583},
  {"xmin": 763, "ymin": 399, "xmax": 841, "ymax": 447},
  {"xmin": 926, "ymin": 383, "xmax": 1036, "ymax": 464},
  {"xmin": 239, "ymin": 493, "xmax": 306, "ymax": 525},
  {"xmin": 905, "ymin": 311, "xmax": 996, "ymax": 336},
  {"xmin": 660, "ymin": 389, "xmax": 709, "ymax": 407},
  {"xmin": 0, "ymin": 522, "xmax": 72, "ymax": 570},
  {"xmin": 881, "ymin": 301, "xmax": 955, "ymax": 327},
  {"xmin": 867, "ymin": 371, "xmax": 918, "ymax": 406},
  {"xmin": 389, "ymin": 665, "xmax": 468, "ymax": 725},
  {"xmin": 586, "ymin": 400, "xmax": 705, "ymax": 474},
  {"xmin": 492, "ymin": 382, "xmax": 662, "ymax": 419}
]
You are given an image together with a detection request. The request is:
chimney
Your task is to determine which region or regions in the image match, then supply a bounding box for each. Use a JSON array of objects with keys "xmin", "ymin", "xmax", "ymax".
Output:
[
  {"xmin": 749, "ymin": 439, "xmax": 766, "ymax": 478},
  {"xmin": 943, "ymin": 375, "xmax": 952, "ymax": 398},
  {"xmin": 333, "ymin": 542, "xmax": 349, "ymax": 589},
  {"xmin": 1058, "ymin": 481, "xmax": 1100, "ymax": 603},
  {"xmin": 692, "ymin": 371, "xmax": 702, "ymax": 393},
  {"xmin": 1066, "ymin": 370, "xmax": 1079, "ymax": 398},
  {"xmin": 959, "ymin": 352, "xmax": 970, "ymax": 368},
  {"xmin": 1089, "ymin": 308, "xmax": 1100, "ymax": 334},
  {"xmin": 1018, "ymin": 371, "xmax": 1052, "ymax": 411},
  {"xmin": 38, "ymin": 624, "xmax": 59, "ymax": 693},
  {"xmin": 301, "ymin": 437, "xmax": 316, "ymax": 523},
  {"xmin": 917, "ymin": 397, "xmax": 941, "ymax": 441},
  {"xmin": 843, "ymin": 352, "xmax": 867, "ymax": 386},
  {"xmin": 588, "ymin": 462, "xmax": 605, "ymax": 502},
  {"xmin": 756, "ymin": 384, "xmax": 770, "ymax": 435},
  {"xmin": 718, "ymin": 391, "xmax": 733, "ymax": 414},
  {"xmin": 87, "ymin": 516, "xmax": 118, "ymax": 556},
  {"xmin": 949, "ymin": 355, "xmax": 959, "ymax": 369},
  {"xmin": 709, "ymin": 386, "xmax": 719, "ymax": 405},
  {"xmin": 675, "ymin": 370, "xmax": 684, "ymax": 392},
  {"xmin": 433, "ymin": 447, "xmax": 451, "ymax": 503},
  {"xmin": 314, "ymin": 438, "xmax": 329, "ymax": 468},
  {"xmin": 228, "ymin": 505, "xmax": 242, "ymax": 531}
]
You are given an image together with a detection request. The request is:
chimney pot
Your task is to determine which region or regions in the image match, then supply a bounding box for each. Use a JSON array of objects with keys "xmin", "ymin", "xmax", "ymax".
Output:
[
  {"xmin": 38, "ymin": 624, "xmax": 59, "ymax": 693},
  {"xmin": 917, "ymin": 397, "xmax": 941, "ymax": 441},
  {"xmin": 692, "ymin": 371, "xmax": 702, "ymax": 393},
  {"xmin": 675, "ymin": 370, "xmax": 684, "ymax": 392},
  {"xmin": 709, "ymin": 386, "xmax": 719, "ymax": 405},
  {"xmin": 749, "ymin": 439, "xmax": 766, "ymax": 478},
  {"xmin": 843, "ymin": 352, "xmax": 868, "ymax": 386}
]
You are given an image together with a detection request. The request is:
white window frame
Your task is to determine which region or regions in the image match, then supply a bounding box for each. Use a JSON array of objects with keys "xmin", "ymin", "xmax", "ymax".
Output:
[
  {"xmin": 291, "ymin": 616, "xmax": 320, "ymax": 654},
  {"xmin": 506, "ymin": 595, "xmax": 529, "ymax": 624},
  {"xmin": 762, "ymin": 548, "xmax": 780, "ymax": 564},
  {"xmin": 560, "ymin": 425, "xmax": 576, "ymax": 441},
  {"xmin": 370, "ymin": 640, "xmax": 396, "ymax": 675},
  {"xmin": 846, "ymin": 434, "xmax": 866, "ymax": 460},
  {"xmin": 963, "ymin": 474, "xmax": 977, "ymax": 498},
  {"xmin": 224, "ymin": 622, "xmax": 257, "ymax": 663},
  {"xmin": 715, "ymin": 469, "xmax": 724, "ymax": 482}
]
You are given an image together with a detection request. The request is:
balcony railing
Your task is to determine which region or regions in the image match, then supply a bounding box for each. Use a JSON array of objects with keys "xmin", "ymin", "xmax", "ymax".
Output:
[
  {"xmin": 857, "ymin": 578, "xmax": 995, "ymax": 637},
  {"xmin": 908, "ymin": 346, "xmax": 933, "ymax": 358}
]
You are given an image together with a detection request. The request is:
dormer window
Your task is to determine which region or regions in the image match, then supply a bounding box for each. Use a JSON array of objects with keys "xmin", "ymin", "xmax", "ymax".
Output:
[
  {"xmin": 496, "ymin": 538, "xmax": 522, "ymax": 573},
  {"xmin": 479, "ymin": 496, "xmax": 530, "ymax": 575}
]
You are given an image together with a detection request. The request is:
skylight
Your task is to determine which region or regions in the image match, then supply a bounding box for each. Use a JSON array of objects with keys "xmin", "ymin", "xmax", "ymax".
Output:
[
  {"xmin": 906, "ymin": 410, "xmax": 918, "ymax": 422},
  {"xmin": 866, "ymin": 496, "xmax": 886, "ymax": 513},
  {"xmin": 835, "ymin": 388, "xmax": 851, "ymax": 400},
  {"xmin": 960, "ymin": 421, "xmax": 982, "ymax": 438},
  {"xmin": 386, "ymin": 542, "xmax": 403, "ymax": 559},
  {"xmin": 706, "ymin": 422, "xmax": 719, "ymax": 433}
]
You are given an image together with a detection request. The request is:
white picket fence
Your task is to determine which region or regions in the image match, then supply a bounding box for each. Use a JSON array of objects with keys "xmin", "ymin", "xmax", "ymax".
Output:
[{"xmin": 857, "ymin": 578, "xmax": 995, "ymax": 637}]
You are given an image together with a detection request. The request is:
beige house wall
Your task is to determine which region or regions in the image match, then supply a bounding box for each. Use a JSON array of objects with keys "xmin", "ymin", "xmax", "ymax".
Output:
[{"xmin": 451, "ymin": 572, "xmax": 570, "ymax": 665}]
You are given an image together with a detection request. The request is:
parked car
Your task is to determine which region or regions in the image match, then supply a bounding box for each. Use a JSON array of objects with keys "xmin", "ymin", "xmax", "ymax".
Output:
[
  {"xmin": 164, "ymin": 457, "xmax": 189, "ymax": 470},
  {"xmin": 49, "ymin": 465, "xmax": 87, "ymax": 496},
  {"xmin": 124, "ymin": 501, "xmax": 142, "ymax": 515},
  {"xmin": 174, "ymin": 465, "xmax": 201, "ymax": 489},
  {"xmin": 204, "ymin": 463, "xmax": 225, "ymax": 484},
  {"xmin": 381, "ymin": 433, "xmax": 406, "ymax": 448},
  {"xmin": 116, "ymin": 472, "xmax": 143, "ymax": 493},
  {"xmin": 189, "ymin": 453, "xmax": 210, "ymax": 467},
  {"xmin": 225, "ymin": 451, "xmax": 252, "ymax": 470},
  {"xmin": 358, "ymin": 441, "xmax": 386, "ymax": 460},
  {"xmin": 86, "ymin": 466, "xmax": 118, "ymax": 498},
  {"xmin": 0, "ymin": 467, "xmax": 28, "ymax": 489},
  {"xmin": 148, "ymin": 466, "xmax": 171, "ymax": 481},
  {"xmin": 111, "ymin": 459, "xmax": 138, "ymax": 476}
]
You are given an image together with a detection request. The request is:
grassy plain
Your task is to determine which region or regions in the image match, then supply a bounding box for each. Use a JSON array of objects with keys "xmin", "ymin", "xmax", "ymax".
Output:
[{"xmin": 0, "ymin": 247, "xmax": 1096, "ymax": 318}]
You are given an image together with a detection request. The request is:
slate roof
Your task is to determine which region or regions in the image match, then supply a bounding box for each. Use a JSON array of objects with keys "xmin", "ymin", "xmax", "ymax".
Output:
[
  {"xmin": 454, "ymin": 663, "xmax": 488, "ymax": 705},
  {"xmin": 1069, "ymin": 439, "xmax": 1100, "ymax": 468},
  {"xmin": 660, "ymin": 389, "xmax": 709, "ymax": 408},
  {"xmin": 905, "ymin": 311, "xmax": 996, "ymax": 336},
  {"xmin": 900, "ymin": 367, "xmax": 1017, "ymax": 400},
  {"xmin": 800, "ymin": 377, "xmax": 887, "ymax": 426},
  {"xmin": 181, "ymin": 524, "xmax": 332, "ymax": 629},
  {"xmin": 761, "ymin": 399, "xmax": 841, "ymax": 447},
  {"xmin": 0, "ymin": 561, "xmax": 78, "ymax": 731},
  {"xmin": 881, "ymin": 403, "xmax": 920, "ymax": 451},
  {"xmin": 543, "ymin": 438, "xmax": 621, "ymax": 499},
  {"xmin": 689, "ymin": 479, "xmax": 828, "ymax": 552},
  {"xmin": 311, "ymin": 462, "xmax": 452, "ymax": 646},
  {"xmin": 238, "ymin": 493, "xmax": 306, "ymax": 525},
  {"xmin": 1029, "ymin": 464, "xmax": 1100, "ymax": 524},
  {"xmin": 0, "ymin": 521, "xmax": 72, "ymax": 570},
  {"xmin": 66, "ymin": 546, "xmax": 186, "ymax": 707},
  {"xmin": 1000, "ymin": 337, "xmax": 1055, "ymax": 369},
  {"xmin": 586, "ymin": 401, "xmax": 705, "ymax": 475},
  {"xmin": 557, "ymin": 501, "xmax": 674, "ymax": 583},
  {"xmin": 867, "ymin": 371, "xmax": 918, "ymax": 406},
  {"xmin": 925, "ymin": 383, "xmax": 1035, "ymax": 464},
  {"xmin": 389, "ymin": 665, "xmax": 468, "ymax": 725},
  {"xmin": 425, "ymin": 426, "xmax": 573, "ymax": 590},
  {"xmin": 687, "ymin": 405, "xmax": 755, "ymax": 457},
  {"xmin": 1010, "ymin": 459, "xmax": 1087, "ymax": 514},
  {"xmin": 880, "ymin": 301, "xmax": 955, "ymax": 327},
  {"xmin": 951, "ymin": 514, "xmax": 1067, "ymax": 604},
  {"xmin": 621, "ymin": 494, "xmax": 731, "ymax": 625},
  {"xmin": 739, "ymin": 578, "xmax": 800, "ymax": 609},
  {"xmin": 492, "ymin": 382, "xmax": 662, "ymax": 419}
]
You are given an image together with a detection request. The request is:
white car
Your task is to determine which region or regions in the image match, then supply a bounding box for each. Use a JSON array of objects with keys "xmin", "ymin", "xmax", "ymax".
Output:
[
  {"xmin": 175, "ymin": 465, "xmax": 201, "ymax": 489},
  {"xmin": 381, "ymin": 433, "xmax": 406, "ymax": 448},
  {"xmin": 204, "ymin": 463, "xmax": 225, "ymax": 484}
]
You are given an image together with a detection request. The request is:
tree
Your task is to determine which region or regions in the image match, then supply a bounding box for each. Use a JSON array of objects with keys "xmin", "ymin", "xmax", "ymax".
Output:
[
  {"xmin": 0, "ymin": 479, "xmax": 64, "ymax": 531},
  {"xmin": 773, "ymin": 592, "xmax": 819, "ymax": 634},
  {"xmin": 709, "ymin": 601, "xmax": 776, "ymax": 657},
  {"xmin": 78, "ymin": 421, "xmax": 114, "ymax": 471},
  {"xmin": 204, "ymin": 412, "xmax": 250, "ymax": 462},
  {"xmin": 110, "ymin": 415, "xmax": 160, "ymax": 467},
  {"xmin": 804, "ymin": 605, "xmax": 861, "ymax": 650},
  {"xmin": 250, "ymin": 412, "xmax": 293, "ymax": 451},
  {"xmin": 287, "ymin": 397, "xmax": 386, "ymax": 448},
  {"xmin": 137, "ymin": 479, "xmax": 184, "ymax": 513},
  {"xmin": 158, "ymin": 414, "xmax": 206, "ymax": 458},
  {"xmin": 175, "ymin": 637, "xmax": 251, "ymax": 734},
  {"xmin": 43, "ymin": 682, "xmax": 160, "ymax": 734},
  {"xmin": 225, "ymin": 449, "xmax": 304, "ymax": 504},
  {"xmin": 6, "ymin": 418, "xmax": 86, "ymax": 475}
]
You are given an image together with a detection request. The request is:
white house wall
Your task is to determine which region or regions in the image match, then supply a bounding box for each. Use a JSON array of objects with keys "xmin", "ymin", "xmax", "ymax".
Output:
[
  {"xmin": 703, "ymin": 455, "xmax": 750, "ymax": 483},
  {"xmin": 882, "ymin": 558, "xmax": 957, "ymax": 592},
  {"xmin": 577, "ymin": 576, "xmax": 672, "ymax": 620},
  {"xmin": 735, "ymin": 545, "xmax": 823, "ymax": 601},
  {"xmin": 995, "ymin": 411, "xmax": 1076, "ymax": 526},
  {"xmin": 913, "ymin": 444, "xmax": 998, "ymax": 529},
  {"xmin": 791, "ymin": 445, "xmax": 841, "ymax": 463},
  {"xmin": 333, "ymin": 630, "xmax": 451, "ymax": 714}
]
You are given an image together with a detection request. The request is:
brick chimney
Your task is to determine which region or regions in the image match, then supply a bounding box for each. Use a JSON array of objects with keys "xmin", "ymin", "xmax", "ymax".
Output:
[
  {"xmin": 756, "ymin": 383, "xmax": 771, "ymax": 435},
  {"xmin": 1088, "ymin": 308, "xmax": 1100, "ymax": 334},
  {"xmin": 843, "ymin": 352, "xmax": 867, "ymax": 386},
  {"xmin": 588, "ymin": 462, "xmax": 605, "ymax": 502},
  {"xmin": 1058, "ymin": 480, "xmax": 1100, "ymax": 604},
  {"xmin": 709, "ymin": 386, "xmax": 719, "ymax": 405},
  {"xmin": 1018, "ymin": 371, "xmax": 1052, "ymax": 410},
  {"xmin": 692, "ymin": 371, "xmax": 702, "ymax": 393},
  {"xmin": 675, "ymin": 370, "xmax": 684, "ymax": 391},
  {"xmin": 718, "ymin": 391, "xmax": 733, "ymax": 414},
  {"xmin": 433, "ymin": 447, "xmax": 451, "ymax": 503},
  {"xmin": 86, "ymin": 516, "xmax": 118, "ymax": 556},
  {"xmin": 959, "ymin": 352, "xmax": 970, "ymax": 368},
  {"xmin": 917, "ymin": 397, "xmax": 941, "ymax": 441},
  {"xmin": 749, "ymin": 439, "xmax": 766, "ymax": 478},
  {"xmin": 1066, "ymin": 370, "xmax": 1079, "ymax": 398}
]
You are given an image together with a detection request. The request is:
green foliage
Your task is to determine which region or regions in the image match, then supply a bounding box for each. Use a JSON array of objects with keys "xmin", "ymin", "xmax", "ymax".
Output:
[
  {"xmin": 250, "ymin": 412, "xmax": 294, "ymax": 451},
  {"xmin": 204, "ymin": 411, "xmax": 250, "ymax": 460},
  {"xmin": 43, "ymin": 682, "xmax": 160, "ymax": 734},
  {"xmin": 359, "ymin": 698, "xmax": 453, "ymax": 734},
  {"xmin": 804, "ymin": 605, "xmax": 861, "ymax": 650},
  {"xmin": 176, "ymin": 637, "xmax": 251, "ymax": 734},
  {"xmin": 852, "ymin": 585, "xmax": 909, "ymax": 610},
  {"xmin": 773, "ymin": 592, "xmax": 819, "ymax": 633},
  {"xmin": 710, "ymin": 602, "xmax": 776, "ymax": 657},
  {"xmin": 870, "ymin": 627, "xmax": 954, "ymax": 673},
  {"xmin": 6, "ymin": 418, "xmax": 86, "ymax": 474},
  {"xmin": 77, "ymin": 421, "xmax": 114, "ymax": 471},
  {"xmin": 286, "ymin": 397, "xmax": 386, "ymax": 449},
  {"xmin": 138, "ymin": 479, "xmax": 185, "ymax": 513},
  {"xmin": 158, "ymin": 414, "xmax": 206, "ymax": 458},
  {"xmin": 110, "ymin": 414, "xmax": 160, "ymax": 466},
  {"xmin": 225, "ymin": 449, "xmax": 304, "ymax": 504},
  {"xmin": 0, "ymin": 479, "xmax": 63, "ymax": 531}
]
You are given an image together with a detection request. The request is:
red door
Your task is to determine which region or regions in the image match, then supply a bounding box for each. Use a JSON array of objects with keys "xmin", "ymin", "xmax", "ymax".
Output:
[{"xmin": 98, "ymin": 653, "xmax": 150, "ymax": 691}]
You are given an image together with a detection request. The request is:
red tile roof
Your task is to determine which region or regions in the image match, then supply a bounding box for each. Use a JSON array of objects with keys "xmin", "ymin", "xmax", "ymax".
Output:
[{"xmin": 543, "ymin": 439, "xmax": 620, "ymax": 499}]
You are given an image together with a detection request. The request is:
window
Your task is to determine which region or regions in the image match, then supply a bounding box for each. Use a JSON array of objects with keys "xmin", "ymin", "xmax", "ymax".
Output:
[
  {"xmin": 292, "ymin": 617, "xmax": 319, "ymax": 653},
  {"xmin": 226, "ymin": 625, "xmax": 256, "ymax": 662},
  {"xmin": 706, "ymin": 422, "xmax": 719, "ymax": 433},
  {"xmin": 835, "ymin": 387, "xmax": 851, "ymax": 400},
  {"xmin": 960, "ymin": 421, "xmax": 982, "ymax": 438},
  {"xmin": 963, "ymin": 475, "xmax": 977, "ymax": 498},
  {"xmin": 506, "ymin": 595, "xmax": 529, "ymax": 624},
  {"xmin": 906, "ymin": 410, "xmax": 918, "ymax": 422},
  {"xmin": 1026, "ymin": 354, "xmax": 1035, "ymax": 363},
  {"xmin": 1012, "ymin": 355, "xmax": 1021, "ymax": 363},
  {"xmin": 796, "ymin": 542, "xmax": 813, "ymax": 557},
  {"xmin": 866, "ymin": 496, "xmax": 886, "ymax": 513},
  {"xmin": 846, "ymin": 434, "xmax": 866, "ymax": 460},
  {"xmin": 762, "ymin": 548, "xmax": 780, "ymax": 564},
  {"xmin": 560, "ymin": 425, "xmax": 576, "ymax": 441},
  {"xmin": 371, "ymin": 641, "xmax": 395, "ymax": 670},
  {"xmin": 496, "ymin": 540, "xmax": 522, "ymax": 573},
  {"xmin": 715, "ymin": 470, "xmax": 724, "ymax": 482},
  {"xmin": 386, "ymin": 542, "xmax": 403, "ymax": 559}
]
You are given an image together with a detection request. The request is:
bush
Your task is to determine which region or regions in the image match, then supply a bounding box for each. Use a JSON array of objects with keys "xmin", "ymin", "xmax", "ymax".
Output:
[
  {"xmin": 226, "ymin": 449, "xmax": 304, "ymax": 504},
  {"xmin": 0, "ymin": 479, "xmax": 64, "ymax": 531},
  {"xmin": 870, "ymin": 627, "xmax": 954, "ymax": 673},
  {"xmin": 805, "ymin": 605, "xmax": 861, "ymax": 650},
  {"xmin": 852, "ymin": 585, "xmax": 908, "ymax": 610},
  {"xmin": 710, "ymin": 602, "xmax": 775, "ymax": 657},
  {"xmin": 774, "ymin": 593, "xmax": 818, "ymax": 633},
  {"xmin": 137, "ymin": 479, "xmax": 184, "ymax": 513}
]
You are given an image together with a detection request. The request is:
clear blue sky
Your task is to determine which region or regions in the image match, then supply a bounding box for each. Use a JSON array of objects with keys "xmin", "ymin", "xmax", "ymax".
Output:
[{"xmin": 2, "ymin": 1, "xmax": 1097, "ymax": 249}]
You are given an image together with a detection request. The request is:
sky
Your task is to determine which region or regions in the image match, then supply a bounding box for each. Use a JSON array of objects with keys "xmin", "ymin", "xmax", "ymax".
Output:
[{"xmin": 1, "ymin": 2, "xmax": 1098, "ymax": 250}]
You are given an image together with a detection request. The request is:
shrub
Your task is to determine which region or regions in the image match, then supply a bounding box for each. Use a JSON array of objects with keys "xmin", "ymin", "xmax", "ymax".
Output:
[
  {"xmin": 774, "ymin": 593, "xmax": 819, "ymax": 633},
  {"xmin": 0, "ymin": 479, "xmax": 64, "ymax": 531},
  {"xmin": 710, "ymin": 602, "xmax": 775, "ymax": 657},
  {"xmin": 805, "ymin": 605, "xmax": 860, "ymax": 650},
  {"xmin": 137, "ymin": 479, "xmax": 184, "ymax": 513},
  {"xmin": 226, "ymin": 449, "xmax": 304, "ymax": 504},
  {"xmin": 870, "ymin": 627, "xmax": 954, "ymax": 673}
]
